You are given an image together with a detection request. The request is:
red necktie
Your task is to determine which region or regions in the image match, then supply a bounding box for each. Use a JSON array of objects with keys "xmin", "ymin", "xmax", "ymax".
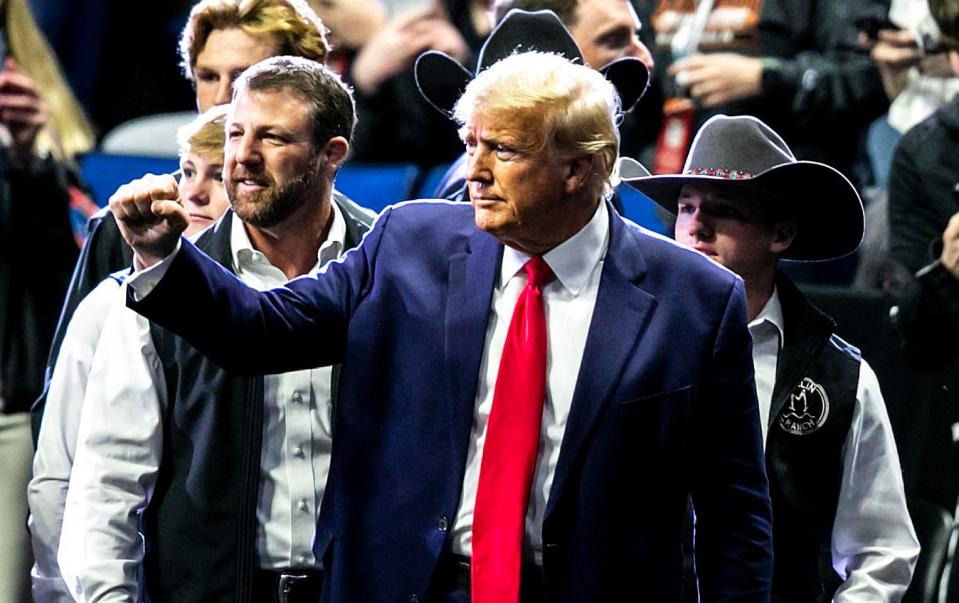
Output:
[{"xmin": 471, "ymin": 256, "xmax": 554, "ymax": 603}]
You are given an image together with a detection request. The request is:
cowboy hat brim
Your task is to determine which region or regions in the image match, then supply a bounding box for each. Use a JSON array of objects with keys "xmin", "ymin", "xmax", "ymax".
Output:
[
  {"xmin": 414, "ymin": 9, "xmax": 649, "ymax": 116},
  {"xmin": 599, "ymin": 57, "xmax": 649, "ymax": 113},
  {"xmin": 616, "ymin": 156, "xmax": 651, "ymax": 179},
  {"xmin": 415, "ymin": 50, "xmax": 649, "ymax": 116},
  {"xmin": 415, "ymin": 51, "xmax": 473, "ymax": 117},
  {"xmin": 623, "ymin": 161, "xmax": 864, "ymax": 261}
]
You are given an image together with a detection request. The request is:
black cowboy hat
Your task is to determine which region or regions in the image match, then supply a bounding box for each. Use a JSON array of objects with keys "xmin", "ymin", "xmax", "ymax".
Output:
[
  {"xmin": 414, "ymin": 9, "xmax": 649, "ymax": 116},
  {"xmin": 622, "ymin": 115, "xmax": 864, "ymax": 261}
]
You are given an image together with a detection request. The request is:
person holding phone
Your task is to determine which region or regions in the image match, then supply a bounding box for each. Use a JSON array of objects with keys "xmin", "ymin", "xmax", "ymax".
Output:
[{"xmin": 861, "ymin": 0, "xmax": 959, "ymax": 158}]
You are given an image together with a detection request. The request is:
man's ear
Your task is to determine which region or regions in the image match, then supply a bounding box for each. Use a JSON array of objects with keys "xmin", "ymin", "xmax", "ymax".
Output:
[
  {"xmin": 562, "ymin": 155, "xmax": 594, "ymax": 195},
  {"xmin": 770, "ymin": 221, "xmax": 797, "ymax": 254},
  {"xmin": 950, "ymin": 51, "xmax": 959, "ymax": 76},
  {"xmin": 320, "ymin": 136, "xmax": 350, "ymax": 172}
]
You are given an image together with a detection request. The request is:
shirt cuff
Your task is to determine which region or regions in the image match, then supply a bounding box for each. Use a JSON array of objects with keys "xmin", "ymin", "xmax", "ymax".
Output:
[{"xmin": 127, "ymin": 240, "xmax": 182, "ymax": 301}]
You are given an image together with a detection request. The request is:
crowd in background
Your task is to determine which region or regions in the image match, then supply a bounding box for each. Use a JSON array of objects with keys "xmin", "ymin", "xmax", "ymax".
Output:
[{"xmin": 3, "ymin": 0, "xmax": 959, "ymax": 601}]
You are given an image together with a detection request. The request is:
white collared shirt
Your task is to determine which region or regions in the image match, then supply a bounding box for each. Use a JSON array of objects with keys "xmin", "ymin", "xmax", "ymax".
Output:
[
  {"xmin": 748, "ymin": 289, "xmax": 919, "ymax": 600},
  {"xmin": 60, "ymin": 205, "xmax": 347, "ymax": 601},
  {"xmin": 748, "ymin": 287, "xmax": 785, "ymax": 442},
  {"xmin": 450, "ymin": 201, "xmax": 610, "ymax": 565},
  {"xmin": 229, "ymin": 207, "xmax": 344, "ymax": 568},
  {"xmin": 29, "ymin": 277, "xmax": 123, "ymax": 602}
]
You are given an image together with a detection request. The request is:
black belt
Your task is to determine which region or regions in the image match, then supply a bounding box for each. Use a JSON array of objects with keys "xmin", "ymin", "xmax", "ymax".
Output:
[
  {"xmin": 435, "ymin": 553, "xmax": 473, "ymax": 590},
  {"xmin": 253, "ymin": 567, "xmax": 323, "ymax": 603},
  {"xmin": 431, "ymin": 553, "xmax": 545, "ymax": 601}
]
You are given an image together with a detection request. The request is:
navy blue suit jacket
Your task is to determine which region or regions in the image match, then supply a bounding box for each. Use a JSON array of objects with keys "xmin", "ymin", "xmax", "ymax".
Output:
[{"xmin": 129, "ymin": 200, "xmax": 772, "ymax": 602}]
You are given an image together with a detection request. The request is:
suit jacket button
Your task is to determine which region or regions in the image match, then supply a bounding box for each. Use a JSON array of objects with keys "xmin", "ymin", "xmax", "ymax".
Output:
[{"xmin": 437, "ymin": 516, "xmax": 449, "ymax": 532}]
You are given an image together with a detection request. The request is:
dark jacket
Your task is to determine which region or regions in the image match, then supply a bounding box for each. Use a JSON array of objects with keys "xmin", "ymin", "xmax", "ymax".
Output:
[
  {"xmin": 142, "ymin": 205, "xmax": 370, "ymax": 602},
  {"xmin": 129, "ymin": 201, "xmax": 773, "ymax": 602},
  {"xmin": 888, "ymin": 95, "xmax": 959, "ymax": 371},
  {"xmin": 0, "ymin": 154, "xmax": 80, "ymax": 414},
  {"xmin": 767, "ymin": 275, "xmax": 859, "ymax": 601}
]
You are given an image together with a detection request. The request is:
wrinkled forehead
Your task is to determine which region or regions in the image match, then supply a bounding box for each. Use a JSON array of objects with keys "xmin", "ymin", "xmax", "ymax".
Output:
[
  {"xmin": 464, "ymin": 103, "xmax": 554, "ymax": 152},
  {"xmin": 463, "ymin": 116, "xmax": 532, "ymax": 144},
  {"xmin": 229, "ymin": 85, "xmax": 310, "ymax": 122}
]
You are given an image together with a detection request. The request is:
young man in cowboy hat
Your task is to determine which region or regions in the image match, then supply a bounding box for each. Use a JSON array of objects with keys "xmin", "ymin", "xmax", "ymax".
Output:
[{"xmin": 626, "ymin": 114, "xmax": 919, "ymax": 601}]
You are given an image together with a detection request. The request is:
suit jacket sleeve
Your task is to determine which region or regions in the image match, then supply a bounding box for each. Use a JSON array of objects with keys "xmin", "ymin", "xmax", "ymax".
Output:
[
  {"xmin": 689, "ymin": 277, "xmax": 774, "ymax": 601},
  {"xmin": 127, "ymin": 208, "xmax": 391, "ymax": 375}
]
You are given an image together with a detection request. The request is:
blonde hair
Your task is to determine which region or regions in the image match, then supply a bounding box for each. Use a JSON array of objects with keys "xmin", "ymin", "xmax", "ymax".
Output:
[
  {"xmin": 453, "ymin": 52, "xmax": 621, "ymax": 198},
  {"xmin": 179, "ymin": 0, "xmax": 330, "ymax": 82},
  {"xmin": 5, "ymin": 0, "xmax": 95, "ymax": 161},
  {"xmin": 177, "ymin": 105, "xmax": 229, "ymax": 163}
]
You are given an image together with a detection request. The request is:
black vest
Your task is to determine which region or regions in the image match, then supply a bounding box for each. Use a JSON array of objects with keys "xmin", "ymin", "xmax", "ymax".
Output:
[
  {"xmin": 767, "ymin": 274, "xmax": 860, "ymax": 602},
  {"xmin": 142, "ymin": 205, "xmax": 369, "ymax": 602}
]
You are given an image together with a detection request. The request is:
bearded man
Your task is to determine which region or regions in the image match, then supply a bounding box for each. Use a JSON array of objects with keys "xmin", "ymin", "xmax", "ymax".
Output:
[{"xmin": 57, "ymin": 57, "xmax": 373, "ymax": 603}]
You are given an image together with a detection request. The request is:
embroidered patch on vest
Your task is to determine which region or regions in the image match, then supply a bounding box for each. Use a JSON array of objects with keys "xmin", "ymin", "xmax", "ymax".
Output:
[{"xmin": 778, "ymin": 377, "xmax": 830, "ymax": 435}]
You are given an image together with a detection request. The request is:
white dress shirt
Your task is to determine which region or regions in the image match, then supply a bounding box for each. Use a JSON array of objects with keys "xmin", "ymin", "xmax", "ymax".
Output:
[
  {"xmin": 748, "ymin": 289, "xmax": 920, "ymax": 601},
  {"xmin": 60, "ymin": 206, "xmax": 347, "ymax": 602},
  {"xmin": 29, "ymin": 278, "xmax": 122, "ymax": 603},
  {"xmin": 450, "ymin": 201, "xmax": 609, "ymax": 565}
]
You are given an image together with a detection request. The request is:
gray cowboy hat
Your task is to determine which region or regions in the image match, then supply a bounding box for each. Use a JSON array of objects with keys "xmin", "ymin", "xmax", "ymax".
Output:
[
  {"xmin": 622, "ymin": 114, "xmax": 864, "ymax": 261},
  {"xmin": 617, "ymin": 156, "xmax": 652, "ymax": 179},
  {"xmin": 414, "ymin": 9, "xmax": 649, "ymax": 116}
]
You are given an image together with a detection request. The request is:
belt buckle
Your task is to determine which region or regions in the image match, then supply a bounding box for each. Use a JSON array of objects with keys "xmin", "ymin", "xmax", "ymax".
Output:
[{"xmin": 277, "ymin": 572, "xmax": 310, "ymax": 603}]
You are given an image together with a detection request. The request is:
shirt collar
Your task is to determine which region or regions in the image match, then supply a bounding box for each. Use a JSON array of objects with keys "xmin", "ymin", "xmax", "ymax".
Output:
[
  {"xmin": 500, "ymin": 201, "xmax": 610, "ymax": 296},
  {"xmin": 748, "ymin": 286, "xmax": 785, "ymax": 351},
  {"xmin": 231, "ymin": 200, "xmax": 347, "ymax": 275}
]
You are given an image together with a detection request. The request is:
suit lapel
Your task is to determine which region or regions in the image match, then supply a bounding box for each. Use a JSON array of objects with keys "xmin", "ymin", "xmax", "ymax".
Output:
[
  {"xmin": 445, "ymin": 229, "xmax": 501, "ymax": 488},
  {"xmin": 194, "ymin": 209, "xmax": 235, "ymax": 270},
  {"xmin": 546, "ymin": 215, "xmax": 655, "ymax": 518}
]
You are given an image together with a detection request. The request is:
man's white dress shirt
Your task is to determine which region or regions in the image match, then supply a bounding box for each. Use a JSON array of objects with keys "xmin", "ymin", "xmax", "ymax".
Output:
[
  {"xmin": 29, "ymin": 278, "xmax": 122, "ymax": 603},
  {"xmin": 450, "ymin": 201, "xmax": 609, "ymax": 565},
  {"xmin": 748, "ymin": 289, "xmax": 920, "ymax": 601},
  {"xmin": 59, "ymin": 207, "xmax": 347, "ymax": 602}
]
